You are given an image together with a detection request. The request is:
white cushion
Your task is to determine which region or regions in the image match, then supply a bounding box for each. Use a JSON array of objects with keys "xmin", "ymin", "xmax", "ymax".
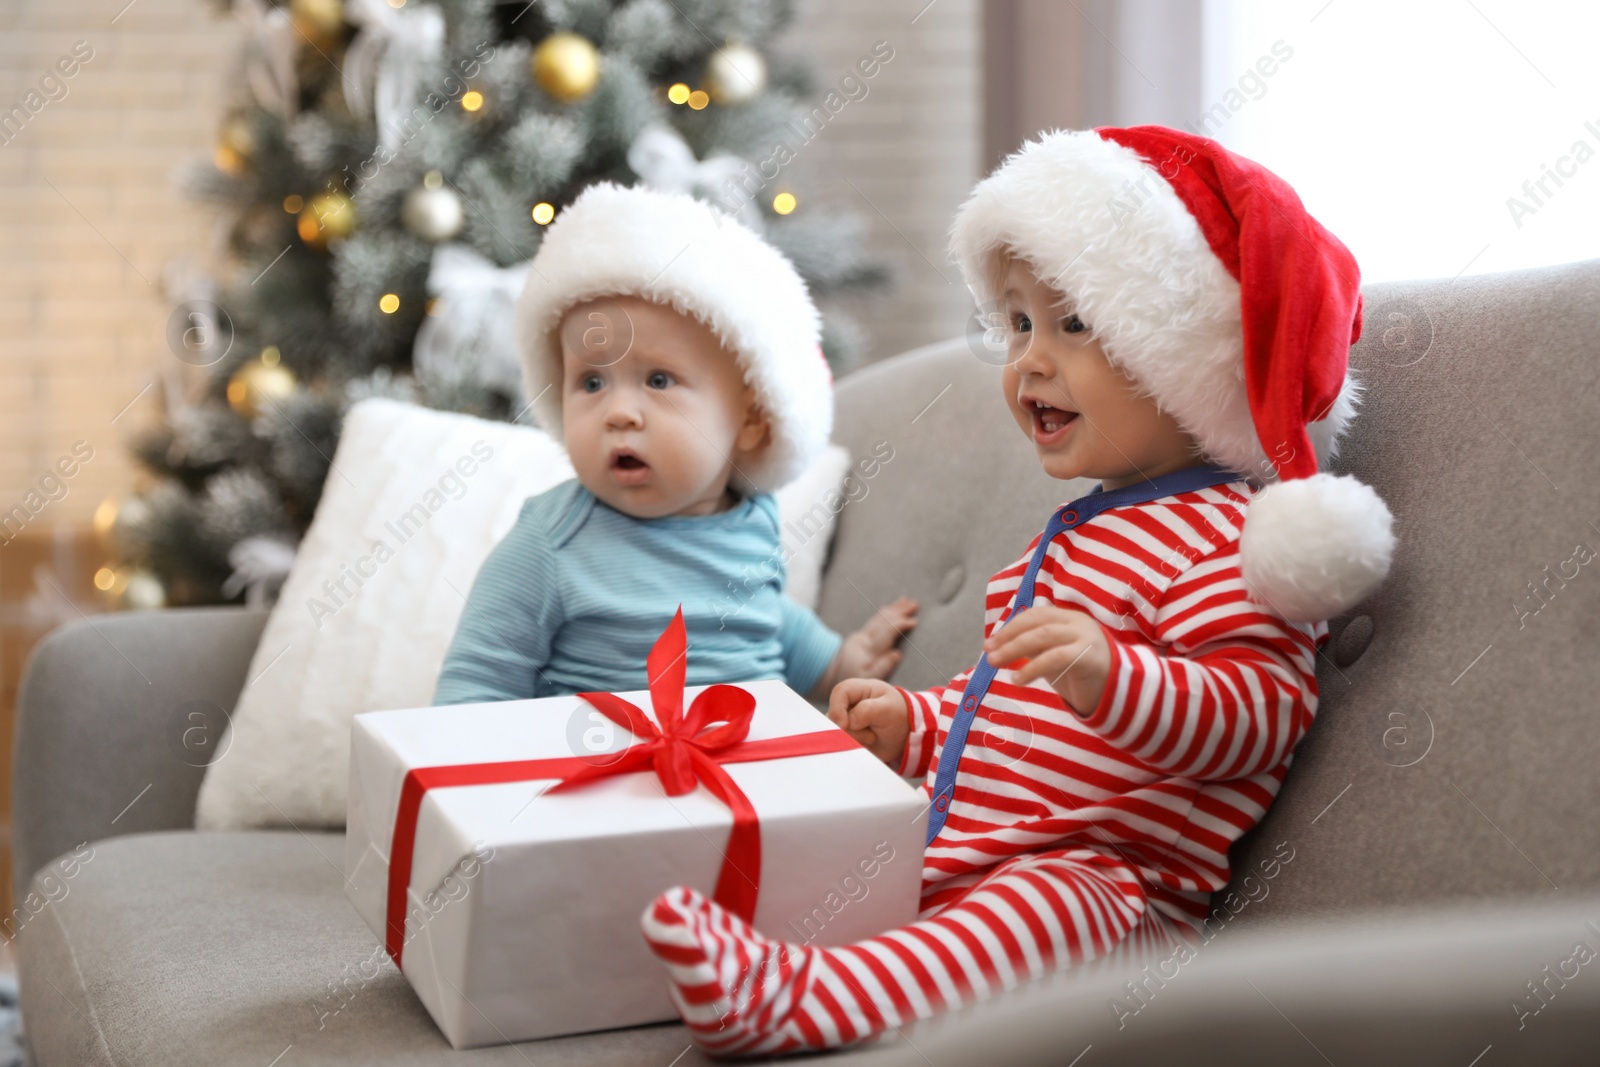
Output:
[{"xmin": 195, "ymin": 398, "xmax": 851, "ymax": 830}]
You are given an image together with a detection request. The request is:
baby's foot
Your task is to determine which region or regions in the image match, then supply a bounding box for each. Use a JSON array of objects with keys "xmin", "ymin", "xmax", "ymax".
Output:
[{"xmin": 641, "ymin": 886, "xmax": 816, "ymax": 1057}]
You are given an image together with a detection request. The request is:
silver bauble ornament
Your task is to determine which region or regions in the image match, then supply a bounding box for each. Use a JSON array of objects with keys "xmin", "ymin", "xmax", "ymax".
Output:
[
  {"xmin": 402, "ymin": 172, "xmax": 464, "ymax": 242},
  {"xmin": 707, "ymin": 43, "xmax": 767, "ymax": 105}
]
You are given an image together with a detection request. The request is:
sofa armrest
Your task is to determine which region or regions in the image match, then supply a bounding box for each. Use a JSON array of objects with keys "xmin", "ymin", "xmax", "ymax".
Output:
[
  {"xmin": 10, "ymin": 605, "xmax": 268, "ymax": 904},
  {"xmin": 861, "ymin": 894, "xmax": 1600, "ymax": 1064}
]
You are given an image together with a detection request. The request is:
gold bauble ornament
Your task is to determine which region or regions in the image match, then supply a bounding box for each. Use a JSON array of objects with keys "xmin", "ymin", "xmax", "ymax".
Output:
[
  {"xmin": 291, "ymin": 0, "xmax": 345, "ymax": 45},
  {"xmin": 707, "ymin": 42, "xmax": 767, "ymax": 105},
  {"xmin": 532, "ymin": 32, "xmax": 601, "ymax": 102},
  {"xmin": 228, "ymin": 348, "xmax": 298, "ymax": 420},
  {"xmin": 297, "ymin": 190, "xmax": 356, "ymax": 248}
]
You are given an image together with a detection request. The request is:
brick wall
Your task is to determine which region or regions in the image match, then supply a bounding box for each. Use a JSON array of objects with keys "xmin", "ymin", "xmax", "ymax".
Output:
[{"xmin": 1, "ymin": 0, "xmax": 235, "ymax": 531}]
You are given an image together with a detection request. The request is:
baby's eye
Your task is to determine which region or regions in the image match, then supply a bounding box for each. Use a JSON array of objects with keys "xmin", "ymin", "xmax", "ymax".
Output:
[
  {"xmin": 580, "ymin": 374, "xmax": 603, "ymax": 393},
  {"xmin": 1064, "ymin": 314, "xmax": 1088, "ymax": 335},
  {"xmin": 1012, "ymin": 312, "xmax": 1032, "ymax": 334},
  {"xmin": 646, "ymin": 370, "xmax": 674, "ymax": 390}
]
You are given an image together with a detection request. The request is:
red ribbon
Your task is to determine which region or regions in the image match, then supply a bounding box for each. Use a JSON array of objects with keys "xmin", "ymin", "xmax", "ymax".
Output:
[{"xmin": 383, "ymin": 605, "xmax": 856, "ymax": 969}]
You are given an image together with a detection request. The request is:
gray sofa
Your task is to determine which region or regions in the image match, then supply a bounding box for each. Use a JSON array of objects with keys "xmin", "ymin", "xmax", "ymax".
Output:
[{"xmin": 13, "ymin": 258, "xmax": 1600, "ymax": 1065}]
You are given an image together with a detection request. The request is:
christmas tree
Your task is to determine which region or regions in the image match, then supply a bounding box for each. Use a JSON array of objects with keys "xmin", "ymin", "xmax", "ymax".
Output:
[{"xmin": 108, "ymin": 0, "xmax": 887, "ymax": 610}]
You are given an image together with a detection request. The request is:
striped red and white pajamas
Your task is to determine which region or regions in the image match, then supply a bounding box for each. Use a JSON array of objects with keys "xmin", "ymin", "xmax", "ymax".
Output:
[{"xmin": 644, "ymin": 478, "xmax": 1330, "ymax": 1056}]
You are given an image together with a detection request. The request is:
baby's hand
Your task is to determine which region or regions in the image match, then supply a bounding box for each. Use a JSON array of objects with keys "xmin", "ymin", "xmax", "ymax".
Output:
[
  {"xmin": 836, "ymin": 596, "xmax": 919, "ymax": 681},
  {"xmin": 826, "ymin": 678, "xmax": 910, "ymax": 766},
  {"xmin": 982, "ymin": 604, "xmax": 1111, "ymax": 718}
]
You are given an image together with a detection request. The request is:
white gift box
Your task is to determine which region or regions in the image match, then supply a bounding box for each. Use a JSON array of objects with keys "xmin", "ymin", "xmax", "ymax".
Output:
[{"xmin": 344, "ymin": 678, "xmax": 929, "ymax": 1049}]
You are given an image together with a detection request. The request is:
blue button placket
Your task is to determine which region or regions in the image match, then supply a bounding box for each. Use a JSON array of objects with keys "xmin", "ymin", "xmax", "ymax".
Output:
[{"xmin": 921, "ymin": 463, "xmax": 1248, "ymax": 846}]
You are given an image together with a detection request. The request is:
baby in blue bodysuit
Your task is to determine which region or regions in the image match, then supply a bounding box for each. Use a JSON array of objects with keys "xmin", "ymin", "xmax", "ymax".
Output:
[{"xmin": 432, "ymin": 183, "xmax": 917, "ymax": 707}]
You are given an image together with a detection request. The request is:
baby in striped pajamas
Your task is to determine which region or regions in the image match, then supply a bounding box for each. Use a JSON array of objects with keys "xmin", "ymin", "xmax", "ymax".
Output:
[{"xmin": 641, "ymin": 125, "xmax": 1395, "ymax": 1056}]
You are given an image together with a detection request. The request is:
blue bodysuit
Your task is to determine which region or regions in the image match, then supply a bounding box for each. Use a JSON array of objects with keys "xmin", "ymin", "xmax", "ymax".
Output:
[{"xmin": 432, "ymin": 478, "xmax": 844, "ymax": 705}]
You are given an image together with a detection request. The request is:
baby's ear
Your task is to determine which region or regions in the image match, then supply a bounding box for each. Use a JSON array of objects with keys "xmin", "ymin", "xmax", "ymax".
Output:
[{"xmin": 735, "ymin": 392, "xmax": 771, "ymax": 456}]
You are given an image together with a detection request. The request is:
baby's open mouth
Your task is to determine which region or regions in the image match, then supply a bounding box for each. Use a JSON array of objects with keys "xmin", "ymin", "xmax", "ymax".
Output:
[
  {"xmin": 1025, "ymin": 398, "xmax": 1079, "ymax": 437},
  {"xmin": 610, "ymin": 448, "xmax": 650, "ymax": 476}
]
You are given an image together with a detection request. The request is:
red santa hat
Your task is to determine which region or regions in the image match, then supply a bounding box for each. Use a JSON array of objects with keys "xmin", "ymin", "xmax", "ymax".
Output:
[
  {"xmin": 949, "ymin": 125, "xmax": 1396, "ymax": 623},
  {"xmin": 516, "ymin": 182, "xmax": 833, "ymax": 496}
]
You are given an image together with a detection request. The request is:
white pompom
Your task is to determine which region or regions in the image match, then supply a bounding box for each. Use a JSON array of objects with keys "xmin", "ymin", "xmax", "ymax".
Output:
[{"xmin": 1240, "ymin": 472, "xmax": 1396, "ymax": 623}]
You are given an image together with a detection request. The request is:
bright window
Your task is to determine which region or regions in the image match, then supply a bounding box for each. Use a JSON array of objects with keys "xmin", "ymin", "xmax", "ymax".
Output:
[{"xmin": 1201, "ymin": 0, "xmax": 1600, "ymax": 282}]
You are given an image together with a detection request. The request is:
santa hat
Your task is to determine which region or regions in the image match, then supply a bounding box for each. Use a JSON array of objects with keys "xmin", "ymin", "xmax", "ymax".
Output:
[
  {"xmin": 949, "ymin": 125, "xmax": 1396, "ymax": 623},
  {"xmin": 515, "ymin": 182, "xmax": 833, "ymax": 496}
]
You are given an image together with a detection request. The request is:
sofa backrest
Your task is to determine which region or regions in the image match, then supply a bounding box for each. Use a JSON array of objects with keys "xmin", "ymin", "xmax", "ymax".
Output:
[{"xmin": 819, "ymin": 257, "xmax": 1600, "ymax": 926}]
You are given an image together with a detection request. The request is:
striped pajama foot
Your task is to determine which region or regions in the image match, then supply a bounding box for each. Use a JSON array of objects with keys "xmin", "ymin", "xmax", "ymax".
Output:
[
  {"xmin": 642, "ymin": 885, "xmax": 822, "ymax": 1057},
  {"xmin": 641, "ymin": 851, "xmax": 1188, "ymax": 1058}
]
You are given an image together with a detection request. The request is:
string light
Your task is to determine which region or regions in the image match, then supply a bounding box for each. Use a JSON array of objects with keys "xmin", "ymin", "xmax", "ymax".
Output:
[
  {"xmin": 461, "ymin": 90, "xmax": 484, "ymax": 112},
  {"xmin": 531, "ymin": 202, "xmax": 555, "ymax": 225},
  {"xmin": 667, "ymin": 82, "xmax": 690, "ymax": 104},
  {"xmin": 772, "ymin": 192, "xmax": 796, "ymax": 215},
  {"xmin": 282, "ymin": 194, "xmax": 304, "ymax": 213},
  {"xmin": 260, "ymin": 345, "xmax": 281, "ymax": 366},
  {"xmin": 93, "ymin": 498, "xmax": 118, "ymax": 538},
  {"xmin": 94, "ymin": 567, "xmax": 116, "ymax": 592},
  {"xmin": 213, "ymin": 144, "xmax": 243, "ymax": 175},
  {"xmin": 379, "ymin": 293, "xmax": 400, "ymax": 314},
  {"xmin": 687, "ymin": 89, "xmax": 709, "ymax": 110}
]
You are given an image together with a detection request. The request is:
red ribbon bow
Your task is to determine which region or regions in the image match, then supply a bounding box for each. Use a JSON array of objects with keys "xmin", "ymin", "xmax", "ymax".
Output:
[
  {"xmin": 556, "ymin": 605, "xmax": 765, "ymax": 911},
  {"xmin": 382, "ymin": 605, "xmax": 855, "ymax": 970}
]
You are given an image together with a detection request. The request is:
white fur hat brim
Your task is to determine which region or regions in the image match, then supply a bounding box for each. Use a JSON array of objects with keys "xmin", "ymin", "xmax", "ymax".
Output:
[
  {"xmin": 950, "ymin": 129, "xmax": 1395, "ymax": 622},
  {"xmin": 515, "ymin": 182, "xmax": 830, "ymax": 495}
]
